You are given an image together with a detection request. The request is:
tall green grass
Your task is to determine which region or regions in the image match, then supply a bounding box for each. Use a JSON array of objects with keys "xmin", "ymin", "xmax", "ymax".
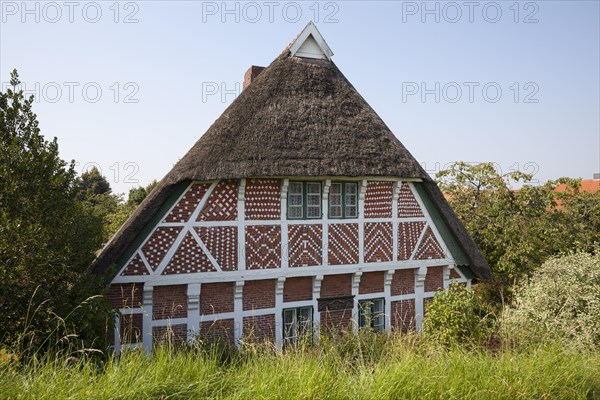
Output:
[{"xmin": 1, "ymin": 332, "xmax": 599, "ymax": 399}]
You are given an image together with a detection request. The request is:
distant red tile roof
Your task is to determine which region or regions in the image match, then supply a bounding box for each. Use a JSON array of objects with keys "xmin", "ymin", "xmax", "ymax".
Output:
[{"xmin": 554, "ymin": 179, "xmax": 600, "ymax": 194}]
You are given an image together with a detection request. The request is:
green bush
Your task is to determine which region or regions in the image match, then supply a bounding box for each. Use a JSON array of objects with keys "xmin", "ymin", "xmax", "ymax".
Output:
[
  {"xmin": 423, "ymin": 282, "xmax": 495, "ymax": 348},
  {"xmin": 502, "ymin": 250, "xmax": 600, "ymax": 350}
]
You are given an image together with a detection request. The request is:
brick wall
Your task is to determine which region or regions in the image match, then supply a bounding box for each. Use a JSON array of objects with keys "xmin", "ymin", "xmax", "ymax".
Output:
[
  {"xmin": 283, "ymin": 277, "xmax": 313, "ymax": 302},
  {"xmin": 320, "ymin": 274, "xmax": 352, "ymax": 298},
  {"xmin": 119, "ymin": 313, "xmax": 143, "ymax": 344},
  {"xmin": 245, "ymin": 226, "xmax": 282, "ymax": 269},
  {"xmin": 391, "ymin": 269, "xmax": 415, "ymax": 295},
  {"xmin": 243, "ymin": 314, "xmax": 275, "ymax": 343},
  {"xmin": 364, "ymin": 181, "xmax": 393, "ymax": 218},
  {"xmin": 199, "ymin": 319, "xmax": 235, "ymax": 344},
  {"xmin": 425, "ymin": 266, "xmax": 444, "ymax": 292},
  {"xmin": 153, "ymin": 285, "xmax": 187, "ymax": 320},
  {"xmin": 288, "ymin": 224, "xmax": 322, "ymax": 267},
  {"xmin": 449, "ymin": 268, "xmax": 461, "ymax": 279},
  {"xmin": 243, "ymin": 279, "xmax": 276, "ymax": 310},
  {"xmin": 152, "ymin": 324, "xmax": 188, "ymax": 344},
  {"xmin": 107, "ymin": 283, "xmax": 144, "ymax": 309},
  {"xmin": 245, "ymin": 179, "xmax": 281, "ymax": 220},
  {"xmin": 391, "ymin": 299, "xmax": 415, "ymax": 333},
  {"xmin": 201, "ymin": 282, "xmax": 234, "ymax": 315},
  {"xmin": 364, "ymin": 222, "xmax": 393, "ymax": 263},
  {"xmin": 359, "ymin": 271, "xmax": 384, "ymax": 294},
  {"xmin": 320, "ymin": 309, "xmax": 352, "ymax": 332}
]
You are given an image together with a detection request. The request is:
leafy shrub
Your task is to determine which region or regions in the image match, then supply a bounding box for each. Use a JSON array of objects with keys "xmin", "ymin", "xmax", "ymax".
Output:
[
  {"xmin": 502, "ymin": 250, "xmax": 600, "ymax": 350},
  {"xmin": 423, "ymin": 282, "xmax": 495, "ymax": 348}
]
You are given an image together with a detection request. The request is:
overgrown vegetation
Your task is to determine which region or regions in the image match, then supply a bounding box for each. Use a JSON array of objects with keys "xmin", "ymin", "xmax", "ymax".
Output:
[
  {"xmin": 0, "ymin": 70, "xmax": 109, "ymax": 354},
  {"xmin": 423, "ymin": 282, "xmax": 495, "ymax": 349},
  {"xmin": 503, "ymin": 250, "xmax": 600, "ymax": 350},
  {"xmin": 1, "ymin": 333, "xmax": 599, "ymax": 399},
  {"xmin": 437, "ymin": 161, "xmax": 600, "ymax": 305}
]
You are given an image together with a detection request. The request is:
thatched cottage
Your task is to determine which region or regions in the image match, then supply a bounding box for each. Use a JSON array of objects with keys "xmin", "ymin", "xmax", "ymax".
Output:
[{"xmin": 92, "ymin": 22, "xmax": 491, "ymax": 353}]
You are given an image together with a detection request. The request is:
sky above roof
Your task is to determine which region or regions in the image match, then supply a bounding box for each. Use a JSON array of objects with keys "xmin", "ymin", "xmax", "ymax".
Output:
[{"xmin": 1, "ymin": 1, "xmax": 599, "ymax": 195}]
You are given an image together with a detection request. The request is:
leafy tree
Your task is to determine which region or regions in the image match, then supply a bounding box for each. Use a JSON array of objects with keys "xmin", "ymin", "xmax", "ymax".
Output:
[
  {"xmin": 436, "ymin": 162, "xmax": 595, "ymax": 304},
  {"xmin": 76, "ymin": 167, "xmax": 121, "ymax": 243},
  {"xmin": 0, "ymin": 70, "xmax": 109, "ymax": 354},
  {"xmin": 126, "ymin": 179, "xmax": 158, "ymax": 207},
  {"xmin": 104, "ymin": 180, "xmax": 158, "ymax": 241}
]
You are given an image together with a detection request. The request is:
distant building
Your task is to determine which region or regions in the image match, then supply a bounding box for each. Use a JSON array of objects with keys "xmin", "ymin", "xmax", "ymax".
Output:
[{"xmin": 92, "ymin": 22, "xmax": 491, "ymax": 353}]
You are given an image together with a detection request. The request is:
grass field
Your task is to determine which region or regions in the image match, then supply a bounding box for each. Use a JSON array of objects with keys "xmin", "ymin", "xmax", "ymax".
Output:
[{"xmin": 1, "ymin": 332, "xmax": 599, "ymax": 399}]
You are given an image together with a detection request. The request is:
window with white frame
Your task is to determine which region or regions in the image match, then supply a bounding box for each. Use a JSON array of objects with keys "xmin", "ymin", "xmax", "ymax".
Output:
[
  {"xmin": 283, "ymin": 306, "xmax": 313, "ymax": 345},
  {"xmin": 287, "ymin": 182, "xmax": 322, "ymax": 219},
  {"xmin": 329, "ymin": 182, "xmax": 358, "ymax": 219},
  {"xmin": 358, "ymin": 298, "xmax": 385, "ymax": 332}
]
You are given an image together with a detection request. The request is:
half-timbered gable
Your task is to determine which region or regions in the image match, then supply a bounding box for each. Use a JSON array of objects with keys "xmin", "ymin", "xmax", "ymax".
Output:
[{"xmin": 93, "ymin": 22, "xmax": 491, "ymax": 353}]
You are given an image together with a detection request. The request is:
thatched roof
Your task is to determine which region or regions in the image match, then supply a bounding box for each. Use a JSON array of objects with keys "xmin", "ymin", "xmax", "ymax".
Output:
[{"xmin": 91, "ymin": 26, "xmax": 491, "ymax": 280}]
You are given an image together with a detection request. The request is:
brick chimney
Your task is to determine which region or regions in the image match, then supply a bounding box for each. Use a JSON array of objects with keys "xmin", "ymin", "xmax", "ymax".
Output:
[{"xmin": 243, "ymin": 66, "xmax": 265, "ymax": 90}]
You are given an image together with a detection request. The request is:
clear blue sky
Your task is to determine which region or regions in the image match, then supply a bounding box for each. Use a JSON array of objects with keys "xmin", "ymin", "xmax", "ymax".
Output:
[{"xmin": 1, "ymin": 1, "xmax": 599, "ymax": 194}]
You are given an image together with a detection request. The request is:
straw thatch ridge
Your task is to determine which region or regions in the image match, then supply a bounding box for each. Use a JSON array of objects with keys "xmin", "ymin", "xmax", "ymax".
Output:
[{"xmin": 90, "ymin": 50, "xmax": 491, "ymax": 280}]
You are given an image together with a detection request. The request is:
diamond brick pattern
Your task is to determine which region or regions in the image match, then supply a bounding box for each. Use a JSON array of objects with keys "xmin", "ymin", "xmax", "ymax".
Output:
[
  {"xmin": 245, "ymin": 226, "xmax": 281, "ymax": 270},
  {"xmin": 196, "ymin": 226, "xmax": 238, "ymax": 271},
  {"xmin": 163, "ymin": 232, "xmax": 216, "ymax": 274},
  {"xmin": 397, "ymin": 183, "xmax": 424, "ymax": 217},
  {"xmin": 398, "ymin": 221, "xmax": 426, "ymax": 261},
  {"xmin": 197, "ymin": 180, "xmax": 238, "ymax": 221},
  {"xmin": 288, "ymin": 224, "xmax": 322, "ymax": 267},
  {"xmin": 414, "ymin": 227, "xmax": 445, "ymax": 260},
  {"xmin": 163, "ymin": 183, "xmax": 210, "ymax": 223},
  {"xmin": 142, "ymin": 227, "xmax": 182, "ymax": 270},
  {"xmin": 121, "ymin": 253, "xmax": 150, "ymax": 276},
  {"xmin": 364, "ymin": 181, "xmax": 394, "ymax": 218},
  {"xmin": 328, "ymin": 223, "xmax": 359, "ymax": 265},
  {"xmin": 364, "ymin": 222, "xmax": 393, "ymax": 263},
  {"xmin": 245, "ymin": 179, "xmax": 281, "ymax": 220}
]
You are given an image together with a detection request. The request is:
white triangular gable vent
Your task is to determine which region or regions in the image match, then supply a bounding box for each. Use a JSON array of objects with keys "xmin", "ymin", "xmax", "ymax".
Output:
[{"xmin": 289, "ymin": 21, "xmax": 333, "ymax": 60}]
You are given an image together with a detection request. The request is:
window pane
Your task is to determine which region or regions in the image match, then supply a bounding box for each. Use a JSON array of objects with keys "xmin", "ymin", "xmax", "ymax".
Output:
[
  {"xmin": 373, "ymin": 299, "xmax": 384, "ymax": 313},
  {"xmin": 289, "ymin": 193, "xmax": 302, "ymax": 206},
  {"xmin": 289, "ymin": 182, "xmax": 303, "ymax": 195},
  {"xmin": 289, "ymin": 206, "xmax": 303, "ymax": 219},
  {"xmin": 307, "ymin": 182, "xmax": 321, "ymax": 194},
  {"xmin": 283, "ymin": 309, "xmax": 297, "ymax": 341},
  {"xmin": 345, "ymin": 205, "xmax": 357, "ymax": 218},
  {"xmin": 307, "ymin": 194, "xmax": 320, "ymax": 206},
  {"xmin": 330, "ymin": 183, "xmax": 342, "ymax": 196},
  {"xmin": 358, "ymin": 301, "xmax": 369, "ymax": 328},
  {"xmin": 298, "ymin": 307, "xmax": 312, "ymax": 337},
  {"xmin": 307, "ymin": 205, "xmax": 321, "ymax": 218},
  {"xmin": 345, "ymin": 183, "xmax": 357, "ymax": 195},
  {"xmin": 330, "ymin": 205, "xmax": 342, "ymax": 218},
  {"xmin": 288, "ymin": 182, "xmax": 304, "ymax": 219},
  {"xmin": 373, "ymin": 300, "xmax": 385, "ymax": 332}
]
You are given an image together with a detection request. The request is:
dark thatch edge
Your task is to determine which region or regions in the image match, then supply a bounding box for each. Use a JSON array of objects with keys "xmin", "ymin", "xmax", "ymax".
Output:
[{"xmin": 89, "ymin": 49, "xmax": 491, "ymax": 281}]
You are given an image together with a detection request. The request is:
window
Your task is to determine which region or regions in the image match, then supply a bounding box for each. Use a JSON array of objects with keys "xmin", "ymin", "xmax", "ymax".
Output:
[
  {"xmin": 283, "ymin": 306, "xmax": 313, "ymax": 346},
  {"xmin": 358, "ymin": 298, "xmax": 385, "ymax": 332},
  {"xmin": 329, "ymin": 182, "xmax": 358, "ymax": 219},
  {"xmin": 287, "ymin": 182, "xmax": 322, "ymax": 219}
]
